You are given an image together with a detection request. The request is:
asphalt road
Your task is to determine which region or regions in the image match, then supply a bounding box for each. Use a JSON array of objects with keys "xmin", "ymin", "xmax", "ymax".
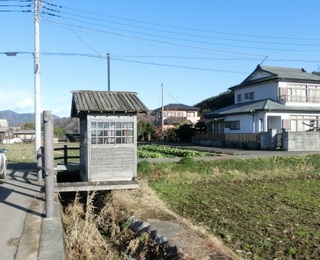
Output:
[{"xmin": 0, "ymin": 164, "xmax": 44, "ymax": 260}]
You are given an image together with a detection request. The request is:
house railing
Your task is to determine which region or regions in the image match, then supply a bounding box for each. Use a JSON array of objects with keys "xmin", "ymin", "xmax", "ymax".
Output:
[{"xmin": 279, "ymin": 95, "xmax": 320, "ymax": 103}]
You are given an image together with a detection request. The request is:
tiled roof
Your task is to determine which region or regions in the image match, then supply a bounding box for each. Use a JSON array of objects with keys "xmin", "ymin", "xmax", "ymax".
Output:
[
  {"xmin": 259, "ymin": 65, "xmax": 320, "ymax": 81},
  {"xmin": 71, "ymin": 91, "xmax": 149, "ymax": 117},
  {"xmin": 231, "ymin": 65, "xmax": 320, "ymax": 89},
  {"xmin": 154, "ymin": 103, "xmax": 199, "ymax": 111},
  {"xmin": 203, "ymin": 99, "xmax": 320, "ymax": 118}
]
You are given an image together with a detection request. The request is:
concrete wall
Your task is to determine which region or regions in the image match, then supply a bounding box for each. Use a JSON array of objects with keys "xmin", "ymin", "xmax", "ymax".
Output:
[
  {"xmin": 282, "ymin": 131, "xmax": 320, "ymax": 151},
  {"xmin": 193, "ymin": 131, "xmax": 320, "ymax": 151}
]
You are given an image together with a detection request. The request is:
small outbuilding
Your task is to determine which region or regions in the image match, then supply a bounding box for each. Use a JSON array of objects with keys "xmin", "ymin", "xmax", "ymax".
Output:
[{"xmin": 70, "ymin": 90, "xmax": 148, "ymax": 186}]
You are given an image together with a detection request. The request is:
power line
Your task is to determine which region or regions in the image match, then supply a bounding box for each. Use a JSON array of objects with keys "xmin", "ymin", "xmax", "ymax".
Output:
[
  {"xmin": 111, "ymin": 57, "xmax": 249, "ymax": 74},
  {"xmin": 38, "ymin": 3, "xmax": 320, "ymax": 57},
  {"xmin": 41, "ymin": 4, "xmax": 320, "ymax": 48},
  {"xmin": 41, "ymin": 19, "xmax": 269, "ymax": 58},
  {"xmin": 42, "ymin": 1, "xmax": 320, "ymax": 42},
  {"xmin": 42, "ymin": 12, "xmax": 320, "ymax": 51}
]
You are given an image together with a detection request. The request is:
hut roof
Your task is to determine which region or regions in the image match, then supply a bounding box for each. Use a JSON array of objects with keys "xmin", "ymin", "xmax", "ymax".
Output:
[{"xmin": 71, "ymin": 91, "xmax": 149, "ymax": 117}]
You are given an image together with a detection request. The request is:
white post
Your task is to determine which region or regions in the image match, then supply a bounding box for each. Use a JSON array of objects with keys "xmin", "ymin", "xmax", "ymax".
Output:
[
  {"xmin": 107, "ymin": 53, "xmax": 110, "ymax": 91},
  {"xmin": 34, "ymin": 0, "xmax": 41, "ymax": 158},
  {"xmin": 161, "ymin": 83, "xmax": 164, "ymax": 140}
]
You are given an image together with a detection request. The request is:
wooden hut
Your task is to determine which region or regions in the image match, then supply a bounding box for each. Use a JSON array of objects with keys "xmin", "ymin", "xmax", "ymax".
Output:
[{"xmin": 64, "ymin": 90, "xmax": 148, "ymax": 191}]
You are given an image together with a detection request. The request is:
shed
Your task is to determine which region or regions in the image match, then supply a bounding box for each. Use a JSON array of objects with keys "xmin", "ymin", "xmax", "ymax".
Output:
[{"xmin": 71, "ymin": 90, "xmax": 148, "ymax": 184}]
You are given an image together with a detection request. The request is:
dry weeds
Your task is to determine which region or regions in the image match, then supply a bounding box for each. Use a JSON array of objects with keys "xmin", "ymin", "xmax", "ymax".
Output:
[
  {"xmin": 61, "ymin": 192, "xmax": 121, "ymax": 260},
  {"xmin": 61, "ymin": 180, "xmax": 238, "ymax": 259},
  {"xmin": 111, "ymin": 179, "xmax": 239, "ymax": 260}
]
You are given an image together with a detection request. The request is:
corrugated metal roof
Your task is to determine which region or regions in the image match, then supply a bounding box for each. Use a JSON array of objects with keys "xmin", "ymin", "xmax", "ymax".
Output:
[
  {"xmin": 71, "ymin": 91, "xmax": 149, "ymax": 117},
  {"xmin": 203, "ymin": 99, "xmax": 320, "ymax": 118}
]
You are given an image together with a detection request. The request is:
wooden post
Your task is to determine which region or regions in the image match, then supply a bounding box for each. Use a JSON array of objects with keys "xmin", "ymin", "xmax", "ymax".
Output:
[{"xmin": 43, "ymin": 110, "xmax": 54, "ymax": 218}]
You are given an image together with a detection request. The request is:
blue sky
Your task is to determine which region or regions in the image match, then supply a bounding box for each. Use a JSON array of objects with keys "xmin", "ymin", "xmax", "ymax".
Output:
[{"xmin": 1, "ymin": 0, "xmax": 320, "ymax": 117}]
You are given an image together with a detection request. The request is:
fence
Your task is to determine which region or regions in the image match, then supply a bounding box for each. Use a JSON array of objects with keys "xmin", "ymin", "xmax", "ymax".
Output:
[
  {"xmin": 193, "ymin": 133, "xmax": 260, "ymax": 142},
  {"xmin": 53, "ymin": 145, "xmax": 80, "ymax": 164},
  {"xmin": 192, "ymin": 133, "xmax": 260, "ymax": 149}
]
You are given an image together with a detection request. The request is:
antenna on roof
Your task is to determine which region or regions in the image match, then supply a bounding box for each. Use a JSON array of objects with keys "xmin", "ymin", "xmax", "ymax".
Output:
[{"xmin": 259, "ymin": 56, "xmax": 268, "ymax": 65}]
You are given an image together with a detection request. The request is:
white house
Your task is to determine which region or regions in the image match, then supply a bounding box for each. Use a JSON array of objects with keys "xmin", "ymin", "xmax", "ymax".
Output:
[{"xmin": 203, "ymin": 65, "xmax": 320, "ymax": 135}]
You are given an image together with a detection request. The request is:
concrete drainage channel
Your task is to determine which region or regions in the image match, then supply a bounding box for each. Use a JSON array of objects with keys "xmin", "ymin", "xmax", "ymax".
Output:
[{"xmin": 128, "ymin": 216, "xmax": 183, "ymax": 257}]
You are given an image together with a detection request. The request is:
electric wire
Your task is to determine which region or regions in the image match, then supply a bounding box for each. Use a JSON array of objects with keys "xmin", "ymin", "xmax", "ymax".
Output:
[
  {"xmin": 41, "ymin": 0, "xmax": 320, "ymax": 42},
  {"xmin": 40, "ymin": 4, "xmax": 320, "ymax": 48}
]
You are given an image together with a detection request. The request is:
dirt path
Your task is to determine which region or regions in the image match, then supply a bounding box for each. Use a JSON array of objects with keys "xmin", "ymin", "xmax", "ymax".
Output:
[{"xmin": 111, "ymin": 179, "xmax": 239, "ymax": 260}]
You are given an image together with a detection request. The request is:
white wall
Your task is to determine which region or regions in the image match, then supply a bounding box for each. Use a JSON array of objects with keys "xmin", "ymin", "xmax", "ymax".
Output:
[
  {"xmin": 234, "ymin": 81, "xmax": 278, "ymax": 104},
  {"xmin": 224, "ymin": 114, "xmax": 253, "ymax": 133}
]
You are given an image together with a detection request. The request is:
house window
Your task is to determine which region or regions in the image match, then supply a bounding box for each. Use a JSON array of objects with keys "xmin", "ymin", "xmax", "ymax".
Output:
[
  {"xmin": 165, "ymin": 112, "xmax": 176, "ymax": 117},
  {"xmin": 286, "ymin": 84, "xmax": 310, "ymax": 103},
  {"xmin": 91, "ymin": 121, "xmax": 134, "ymax": 144},
  {"xmin": 177, "ymin": 112, "xmax": 184, "ymax": 117},
  {"xmin": 187, "ymin": 112, "xmax": 195, "ymax": 117},
  {"xmin": 225, "ymin": 120, "xmax": 240, "ymax": 130},
  {"xmin": 244, "ymin": 92, "xmax": 254, "ymax": 100},
  {"xmin": 237, "ymin": 94, "xmax": 242, "ymax": 102},
  {"xmin": 290, "ymin": 115, "xmax": 318, "ymax": 132}
]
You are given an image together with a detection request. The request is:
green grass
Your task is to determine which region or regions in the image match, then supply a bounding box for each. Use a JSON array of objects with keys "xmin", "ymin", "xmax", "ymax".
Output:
[
  {"xmin": 138, "ymin": 155, "xmax": 320, "ymax": 259},
  {"xmin": 137, "ymin": 144, "xmax": 215, "ymax": 158},
  {"xmin": 1, "ymin": 143, "xmax": 80, "ymax": 163}
]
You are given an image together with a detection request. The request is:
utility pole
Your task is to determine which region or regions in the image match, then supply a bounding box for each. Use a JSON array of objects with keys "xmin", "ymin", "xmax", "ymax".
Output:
[
  {"xmin": 161, "ymin": 83, "xmax": 164, "ymax": 140},
  {"xmin": 34, "ymin": 0, "xmax": 41, "ymax": 157},
  {"xmin": 107, "ymin": 53, "xmax": 110, "ymax": 91}
]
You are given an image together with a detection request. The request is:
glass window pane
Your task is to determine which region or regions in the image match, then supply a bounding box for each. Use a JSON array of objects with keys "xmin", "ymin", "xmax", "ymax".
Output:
[
  {"xmin": 116, "ymin": 137, "xmax": 121, "ymax": 143},
  {"xmin": 116, "ymin": 122, "xmax": 121, "ymax": 128},
  {"xmin": 116, "ymin": 130, "xmax": 121, "ymax": 136},
  {"xmin": 98, "ymin": 122, "xmax": 104, "ymax": 128},
  {"xmin": 122, "ymin": 130, "xmax": 127, "ymax": 136}
]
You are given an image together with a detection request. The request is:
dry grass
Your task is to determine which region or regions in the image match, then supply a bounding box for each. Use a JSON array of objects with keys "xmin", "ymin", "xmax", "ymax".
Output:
[
  {"xmin": 61, "ymin": 192, "xmax": 121, "ymax": 260},
  {"xmin": 111, "ymin": 179, "xmax": 238, "ymax": 259},
  {"xmin": 61, "ymin": 189, "xmax": 182, "ymax": 260}
]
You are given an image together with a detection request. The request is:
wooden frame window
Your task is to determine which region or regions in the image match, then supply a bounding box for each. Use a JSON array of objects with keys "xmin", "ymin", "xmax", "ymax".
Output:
[{"xmin": 91, "ymin": 121, "xmax": 134, "ymax": 144}]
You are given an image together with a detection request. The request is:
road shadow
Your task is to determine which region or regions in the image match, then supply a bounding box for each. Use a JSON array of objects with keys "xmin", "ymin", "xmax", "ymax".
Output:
[{"xmin": 0, "ymin": 163, "xmax": 44, "ymax": 217}]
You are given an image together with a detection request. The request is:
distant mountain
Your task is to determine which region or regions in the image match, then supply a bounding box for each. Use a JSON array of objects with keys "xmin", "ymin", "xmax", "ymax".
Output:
[{"xmin": 0, "ymin": 110, "xmax": 60, "ymax": 127}]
